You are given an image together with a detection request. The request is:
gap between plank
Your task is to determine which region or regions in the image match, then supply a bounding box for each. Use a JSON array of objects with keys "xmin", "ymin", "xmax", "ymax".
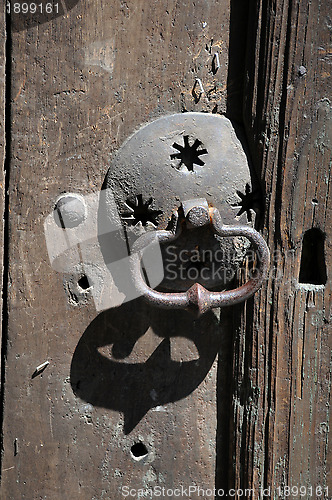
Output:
[{"xmin": 0, "ymin": 5, "xmax": 12, "ymax": 478}]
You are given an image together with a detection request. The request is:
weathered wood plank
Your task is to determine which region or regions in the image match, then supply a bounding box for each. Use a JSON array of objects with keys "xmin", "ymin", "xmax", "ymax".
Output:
[
  {"xmin": 230, "ymin": 0, "xmax": 331, "ymax": 496},
  {"xmin": 0, "ymin": 1, "xmax": 232, "ymax": 497},
  {"xmin": 0, "ymin": 1, "xmax": 6, "ymax": 379}
]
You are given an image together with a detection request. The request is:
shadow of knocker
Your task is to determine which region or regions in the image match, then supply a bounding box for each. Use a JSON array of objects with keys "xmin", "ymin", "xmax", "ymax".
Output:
[
  {"xmin": 70, "ymin": 297, "xmax": 222, "ymax": 434},
  {"xmin": 9, "ymin": 0, "xmax": 81, "ymax": 32}
]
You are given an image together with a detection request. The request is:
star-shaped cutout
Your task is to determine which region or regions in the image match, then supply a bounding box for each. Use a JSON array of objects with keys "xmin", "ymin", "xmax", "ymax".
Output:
[
  {"xmin": 121, "ymin": 195, "xmax": 162, "ymax": 227},
  {"xmin": 170, "ymin": 135, "xmax": 208, "ymax": 171},
  {"xmin": 233, "ymin": 184, "xmax": 261, "ymax": 222}
]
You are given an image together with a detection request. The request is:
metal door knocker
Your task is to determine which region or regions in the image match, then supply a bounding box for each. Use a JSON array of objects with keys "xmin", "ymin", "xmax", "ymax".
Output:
[{"xmin": 103, "ymin": 112, "xmax": 270, "ymax": 315}]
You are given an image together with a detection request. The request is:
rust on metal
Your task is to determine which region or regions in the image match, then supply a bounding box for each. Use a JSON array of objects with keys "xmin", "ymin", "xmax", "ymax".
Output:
[{"xmin": 131, "ymin": 200, "xmax": 270, "ymax": 315}]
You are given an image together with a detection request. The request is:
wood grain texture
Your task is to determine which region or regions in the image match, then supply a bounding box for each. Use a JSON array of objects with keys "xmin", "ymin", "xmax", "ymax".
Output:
[
  {"xmin": 2, "ymin": 0, "xmax": 331, "ymax": 497},
  {"xmin": 0, "ymin": 1, "xmax": 232, "ymax": 498},
  {"xmin": 0, "ymin": 0, "xmax": 6, "ymax": 368},
  {"xmin": 230, "ymin": 0, "xmax": 331, "ymax": 495}
]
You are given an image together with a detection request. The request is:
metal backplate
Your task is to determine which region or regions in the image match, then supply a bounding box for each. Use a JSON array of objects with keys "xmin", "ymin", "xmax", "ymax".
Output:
[{"xmin": 102, "ymin": 112, "xmax": 259, "ymax": 291}]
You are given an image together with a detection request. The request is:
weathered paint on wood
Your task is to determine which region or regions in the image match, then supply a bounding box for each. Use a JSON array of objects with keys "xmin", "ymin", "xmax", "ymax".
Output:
[
  {"xmin": 229, "ymin": 0, "xmax": 331, "ymax": 496},
  {"xmin": 0, "ymin": 1, "xmax": 231, "ymax": 498}
]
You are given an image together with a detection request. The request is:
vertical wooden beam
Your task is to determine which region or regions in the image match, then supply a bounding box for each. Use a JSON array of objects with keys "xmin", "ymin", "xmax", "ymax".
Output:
[
  {"xmin": 0, "ymin": 0, "xmax": 7, "ymax": 375},
  {"xmin": 0, "ymin": 1, "xmax": 232, "ymax": 497},
  {"xmin": 231, "ymin": 0, "xmax": 331, "ymax": 495}
]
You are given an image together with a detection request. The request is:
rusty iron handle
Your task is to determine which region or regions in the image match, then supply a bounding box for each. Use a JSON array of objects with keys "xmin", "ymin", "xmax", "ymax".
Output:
[{"xmin": 131, "ymin": 207, "xmax": 270, "ymax": 316}]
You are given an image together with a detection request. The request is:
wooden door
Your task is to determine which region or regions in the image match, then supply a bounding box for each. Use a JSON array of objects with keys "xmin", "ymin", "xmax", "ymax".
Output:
[{"xmin": 0, "ymin": 1, "xmax": 330, "ymax": 499}]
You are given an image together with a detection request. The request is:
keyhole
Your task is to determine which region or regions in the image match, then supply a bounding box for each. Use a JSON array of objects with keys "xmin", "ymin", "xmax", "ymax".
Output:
[
  {"xmin": 299, "ymin": 228, "xmax": 327, "ymax": 285},
  {"xmin": 130, "ymin": 442, "xmax": 148, "ymax": 460}
]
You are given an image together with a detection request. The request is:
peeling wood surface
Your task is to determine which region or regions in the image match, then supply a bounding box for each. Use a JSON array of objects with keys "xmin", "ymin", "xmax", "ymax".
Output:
[
  {"xmin": 230, "ymin": 0, "xmax": 331, "ymax": 495},
  {"xmin": 0, "ymin": 1, "xmax": 231, "ymax": 498}
]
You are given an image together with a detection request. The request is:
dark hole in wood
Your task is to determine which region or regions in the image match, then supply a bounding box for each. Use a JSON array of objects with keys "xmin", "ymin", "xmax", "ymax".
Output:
[
  {"xmin": 299, "ymin": 228, "xmax": 327, "ymax": 285},
  {"xmin": 78, "ymin": 275, "xmax": 91, "ymax": 290},
  {"xmin": 131, "ymin": 442, "xmax": 148, "ymax": 459},
  {"xmin": 312, "ymin": 198, "xmax": 318, "ymax": 205}
]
